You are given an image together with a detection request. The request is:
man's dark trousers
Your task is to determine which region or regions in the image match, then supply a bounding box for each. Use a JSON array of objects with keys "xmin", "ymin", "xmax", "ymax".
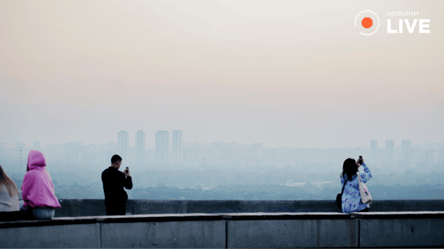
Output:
[{"xmin": 106, "ymin": 202, "xmax": 126, "ymax": 215}]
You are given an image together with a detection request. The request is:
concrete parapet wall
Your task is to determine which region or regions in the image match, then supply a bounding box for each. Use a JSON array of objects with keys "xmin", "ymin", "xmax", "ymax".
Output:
[
  {"xmin": 227, "ymin": 218, "xmax": 358, "ymax": 248},
  {"xmin": 0, "ymin": 212, "xmax": 443, "ymax": 248},
  {"xmin": 358, "ymin": 212, "xmax": 444, "ymax": 248},
  {"xmin": 0, "ymin": 223, "xmax": 101, "ymax": 248},
  {"xmin": 102, "ymin": 220, "xmax": 225, "ymax": 248},
  {"xmin": 55, "ymin": 199, "xmax": 444, "ymax": 217}
]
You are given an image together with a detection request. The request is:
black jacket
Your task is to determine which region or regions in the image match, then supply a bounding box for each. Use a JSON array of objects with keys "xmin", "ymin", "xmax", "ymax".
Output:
[{"xmin": 101, "ymin": 166, "xmax": 133, "ymax": 206}]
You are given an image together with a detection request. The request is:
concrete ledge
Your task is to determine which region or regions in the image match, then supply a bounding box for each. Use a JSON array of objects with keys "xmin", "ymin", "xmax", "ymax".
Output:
[
  {"xmin": 353, "ymin": 211, "xmax": 444, "ymax": 219},
  {"xmin": 1, "ymin": 212, "xmax": 443, "ymax": 228},
  {"xmin": 55, "ymin": 199, "xmax": 444, "ymax": 217},
  {"xmin": 0, "ymin": 212, "xmax": 352, "ymax": 229},
  {"xmin": 1, "ymin": 212, "xmax": 444, "ymax": 248}
]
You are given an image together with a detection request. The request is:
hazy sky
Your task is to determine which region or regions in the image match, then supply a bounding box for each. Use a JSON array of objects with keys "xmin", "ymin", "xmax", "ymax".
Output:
[{"xmin": 1, "ymin": 0, "xmax": 443, "ymax": 148}]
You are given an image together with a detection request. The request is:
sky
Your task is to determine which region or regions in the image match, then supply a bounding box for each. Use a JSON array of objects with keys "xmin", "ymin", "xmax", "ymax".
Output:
[{"xmin": 0, "ymin": 0, "xmax": 443, "ymax": 149}]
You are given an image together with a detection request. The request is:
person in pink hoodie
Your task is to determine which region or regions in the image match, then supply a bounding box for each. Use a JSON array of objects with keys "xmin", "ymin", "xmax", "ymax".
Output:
[{"xmin": 21, "ymin": 150, "xmax": 61, "ymax": 219}]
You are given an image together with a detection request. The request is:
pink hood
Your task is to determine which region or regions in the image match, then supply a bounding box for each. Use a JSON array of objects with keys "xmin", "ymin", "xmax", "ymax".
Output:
[{"xmin": 21, "ymin": 150, "xmax": 61, "ymax": 208}]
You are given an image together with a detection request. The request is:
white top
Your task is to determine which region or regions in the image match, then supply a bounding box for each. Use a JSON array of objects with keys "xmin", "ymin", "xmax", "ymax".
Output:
[{"xmin": 0, "ymin": 184, "xmax": 20, "ymax": 212}]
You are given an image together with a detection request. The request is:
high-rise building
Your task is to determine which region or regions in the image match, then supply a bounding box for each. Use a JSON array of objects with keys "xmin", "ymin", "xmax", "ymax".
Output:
[
  {"xmin": 370, "ymin": 140, "xmax": 378, "ymax": 163},
  {"xmin": 135, "ymin": 130, "xmax": 146, "ymax": 165},
  {"xmin": 155, "ymin": 131, "xmax": 169, "ymax": 164},
  {"xmin": 171, "ymin": 130, "xmax": 183, "ymax": 164},
  {"xmin": 385, "ymin": 139, "xmax": 395, "ymax": 166},
  {"xmin": 402, "ymin": 139, "xmax": 412, "ymax": 167},
  {"xmin": 118, "ymin": 130, "xmax": 129, "ymax": 161}
]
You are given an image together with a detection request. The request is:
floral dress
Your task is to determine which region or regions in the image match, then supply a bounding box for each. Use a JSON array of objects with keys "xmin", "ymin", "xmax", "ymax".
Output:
[{"xmin": 340, "ymin": 163, "xmax": 372, "ymax": 213}]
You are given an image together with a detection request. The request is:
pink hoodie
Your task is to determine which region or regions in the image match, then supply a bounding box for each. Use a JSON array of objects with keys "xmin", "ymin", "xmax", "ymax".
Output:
[{"xmin": 21, "ymin": 150, "xmax": 61, "ymax": 208}]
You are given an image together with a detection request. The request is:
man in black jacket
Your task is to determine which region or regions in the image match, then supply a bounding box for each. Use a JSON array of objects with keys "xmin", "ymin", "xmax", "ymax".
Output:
[{"xmin": 101, "ymin": 154, "xmax": 133, "ymax": 215}]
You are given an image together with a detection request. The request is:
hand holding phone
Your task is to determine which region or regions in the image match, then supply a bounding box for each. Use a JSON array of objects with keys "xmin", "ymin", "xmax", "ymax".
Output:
[{"xmin": 124, "ymin": 167, "xmax": 130, "ymax": 177}]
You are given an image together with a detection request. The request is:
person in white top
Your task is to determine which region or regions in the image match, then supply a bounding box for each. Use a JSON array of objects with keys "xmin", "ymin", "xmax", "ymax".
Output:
[{"xmin": 0, "ymin": 165, "xmax": 20, "ymax": 212}]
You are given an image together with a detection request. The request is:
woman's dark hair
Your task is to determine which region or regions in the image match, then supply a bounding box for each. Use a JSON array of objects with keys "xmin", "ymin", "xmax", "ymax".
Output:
[
  {"xmin": 342, "ymin": 158, "xmax": 358, "ymax": 181},
  {"xmin": 111, "ymin": 154, "xmax": 122, "ymax": 164}
]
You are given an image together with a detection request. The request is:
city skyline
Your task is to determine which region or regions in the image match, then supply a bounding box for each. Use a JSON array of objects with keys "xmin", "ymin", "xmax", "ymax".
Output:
[
  {"xmin": 1, "ymin": 136, "xmax": 441, "ymax": 171},
  {"xmin": 4, "ymin": 132, "xmax": 442, "ymax": 162},
  {"xmin": 4, "ymin": 135, "xmax": 437, "ymax": 150}
]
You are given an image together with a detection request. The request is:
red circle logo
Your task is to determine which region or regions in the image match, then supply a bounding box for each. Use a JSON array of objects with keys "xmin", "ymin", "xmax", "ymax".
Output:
[{"xmin": 361, "ymin": 17, "xmax": 373, "ymax": 29}]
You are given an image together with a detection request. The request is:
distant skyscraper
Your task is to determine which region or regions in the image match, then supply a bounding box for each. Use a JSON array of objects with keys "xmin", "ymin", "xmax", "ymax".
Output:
[
  {"xmin": 155, "ymin": 131, "xmax": 169, "ymax": 164},
  {"xmin": 118, "ymin": 130, "xmax": 129, "ymax": 161},
  {"xmin": 370, "ymin": 140, "xmax": 378, "ymax": 163},
  {"xmin": 33, "ymin": 141, "xmax": 41, "ymax": 150},
  {"xmin": 402, "ymin": 139, "xmax": 412, "ymax": 167},
  {"xmin": 135, "ymin": 130, "xmax": 146, "ymax": 165},
  {"xmin": 385, "ymin": 139, "xmax": 395, "ymax": 166},
  {"xmin": 171, "ymin": 130, "xmax": 183, "ymax": 164}
]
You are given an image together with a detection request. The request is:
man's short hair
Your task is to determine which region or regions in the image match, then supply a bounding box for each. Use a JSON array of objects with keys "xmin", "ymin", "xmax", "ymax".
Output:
[{"xmin": 111, "ymin": 154, "xmax": 122, "ymax": 164}]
